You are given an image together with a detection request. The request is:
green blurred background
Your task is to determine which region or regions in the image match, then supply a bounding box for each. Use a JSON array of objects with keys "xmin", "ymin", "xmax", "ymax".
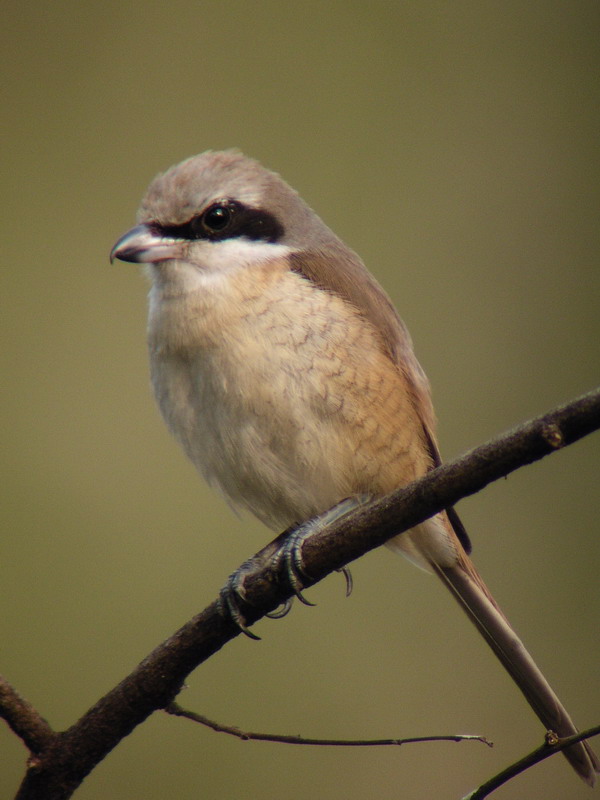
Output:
[{"xmin": 1, "ymin": 2, "xmax": 598, "ymax": 798}]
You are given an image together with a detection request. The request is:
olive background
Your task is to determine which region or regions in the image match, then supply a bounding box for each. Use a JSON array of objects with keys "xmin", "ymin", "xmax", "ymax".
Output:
[{"xmin": 1, "ymin": 2, "xmax": 598, "ymax": 799}]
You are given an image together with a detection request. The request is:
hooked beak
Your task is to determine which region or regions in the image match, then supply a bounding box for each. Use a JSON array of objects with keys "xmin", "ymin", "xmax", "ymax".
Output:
[{"xmin": 110, "ymin": 224, "xmax": 185, "ymax": 264}]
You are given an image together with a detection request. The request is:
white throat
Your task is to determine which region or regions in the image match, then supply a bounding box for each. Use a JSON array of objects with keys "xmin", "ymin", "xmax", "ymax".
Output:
[{"xmin": 148, "ymin": 238, "xmax": 292, "ymax": 295}]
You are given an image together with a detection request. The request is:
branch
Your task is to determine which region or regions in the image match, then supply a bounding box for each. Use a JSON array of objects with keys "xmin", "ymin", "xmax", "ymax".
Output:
[
  {"xmin": 11, "ymin": 387, "xmax": 600, "ymax": 799},
  {"xmin": 462, "ymin": 726, "xmax": 600, "ymax": 799},
  {"xmin": 165, "ymin": 701, "xmax": 493, "ymax": 748},
  {"xmin": 0, "ymin": 675, "xmax": 54, "ymax": 755}
]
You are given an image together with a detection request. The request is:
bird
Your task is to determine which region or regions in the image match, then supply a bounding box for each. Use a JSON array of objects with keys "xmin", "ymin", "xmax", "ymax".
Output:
[{"xmin": 110, "ymin": 149, "xmax": 598, "ymax": 785}]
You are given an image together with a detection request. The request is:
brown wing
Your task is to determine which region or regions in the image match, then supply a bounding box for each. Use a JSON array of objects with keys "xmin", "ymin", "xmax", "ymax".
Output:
[{"xmin": 290, "ymin": 244, "xmax": 472, "ymax": 553}]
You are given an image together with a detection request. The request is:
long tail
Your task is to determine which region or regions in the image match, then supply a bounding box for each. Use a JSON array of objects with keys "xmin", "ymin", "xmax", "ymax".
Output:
[{"xmin": 433, "ymin": 549, "xmax": 599, "ymax": 785}]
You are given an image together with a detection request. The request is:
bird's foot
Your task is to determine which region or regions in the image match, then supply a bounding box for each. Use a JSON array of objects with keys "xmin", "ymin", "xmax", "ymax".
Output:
[
  {"xmin": 219, "ymin": 496, "xmax": 369, "ymax": 639},
  {"xmin": 273, "ymin": 495, "xmax": 370, "ymax": 605}
]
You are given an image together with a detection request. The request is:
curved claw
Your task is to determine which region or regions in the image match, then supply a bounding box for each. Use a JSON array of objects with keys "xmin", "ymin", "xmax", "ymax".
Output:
[
  {"xmin": 266, "ymin": 599, "xmax": 293, "ymax": 619},
  {"xmin": 220, "ymin": 592, "xmax": 261, "ymax": 640},
  {"xmin": 291, "ymin": 586, "xmax": 317, "ymax": 606},
  {"xmin": 219, "ymin": 572, "xmax": 261, "ymax": 640},
  {"xmin": 338, "ymin": 566, "xmax": 353, "ymax": 597},
  {"xmin": 281, "ymin": 528, "xmax": 316, "ymax": 606}
]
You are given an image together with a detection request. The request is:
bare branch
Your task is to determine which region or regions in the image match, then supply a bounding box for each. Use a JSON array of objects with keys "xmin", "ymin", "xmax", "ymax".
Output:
[
  {"xmin": 165, "ymin": 701, "xmax": 493, "ymax": 748},
  {"xmin": 0, "ymin": 675, "xmax": 54, "ymax": 755},
  {"xmin": 12, "ymin": 387, "xmax": 600, "ymax": 799},
  {"xmin": 462, "ymin": 726, "xmax": 600, "ymax": 799}
]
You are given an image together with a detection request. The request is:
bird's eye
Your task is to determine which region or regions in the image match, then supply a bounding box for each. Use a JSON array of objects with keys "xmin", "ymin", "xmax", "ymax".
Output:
[
  {"xmin": 202, "ymin": 203, "xmax": 232, "ymax": 232},
  {"xmin": 163, "ymin": 199, "xmax": 283, "ymax": 243}
]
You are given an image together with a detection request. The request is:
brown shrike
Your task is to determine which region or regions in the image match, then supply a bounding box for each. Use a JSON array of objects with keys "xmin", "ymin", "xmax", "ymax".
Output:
[{"xmin": 111, "ymin": 150, "xmax": 598, "ymax": 785}]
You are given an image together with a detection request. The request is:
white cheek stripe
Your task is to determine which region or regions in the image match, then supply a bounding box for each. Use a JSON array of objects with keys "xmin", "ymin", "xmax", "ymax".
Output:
[
  {"xmin": 203, "ymin": 238, "xmax": 291, "ymax": 269},
  {"xmin": 193, "ymin": 240, "xmax": 292, "ymax": 286},
  {"xmin": 151, "ymin": 239, "xmax": 293, "ymax": 292}
]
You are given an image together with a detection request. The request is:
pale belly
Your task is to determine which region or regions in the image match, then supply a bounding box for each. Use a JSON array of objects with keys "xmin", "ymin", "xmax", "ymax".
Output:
[{"xmin": 147, "ymin": 262, "xmax": 445, "ymax": 565}]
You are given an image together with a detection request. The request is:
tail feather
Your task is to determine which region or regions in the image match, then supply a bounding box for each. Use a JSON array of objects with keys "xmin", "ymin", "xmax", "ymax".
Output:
[{"xmin": 434, "ymin": 552, "xmax": 599, "ymax": 785}]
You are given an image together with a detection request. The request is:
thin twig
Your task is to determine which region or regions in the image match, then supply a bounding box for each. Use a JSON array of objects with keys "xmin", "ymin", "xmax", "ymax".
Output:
[
  {"xmin": 165, "ymin": 701, "xmax": 493, "ymax": 748},
  {"xmin": 0, "ymin": 675, "xmax": 55, "ymax": 755},
  {"xmin": 462, "ymin": 726, "xmax": 600, "ymax": 799}
]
